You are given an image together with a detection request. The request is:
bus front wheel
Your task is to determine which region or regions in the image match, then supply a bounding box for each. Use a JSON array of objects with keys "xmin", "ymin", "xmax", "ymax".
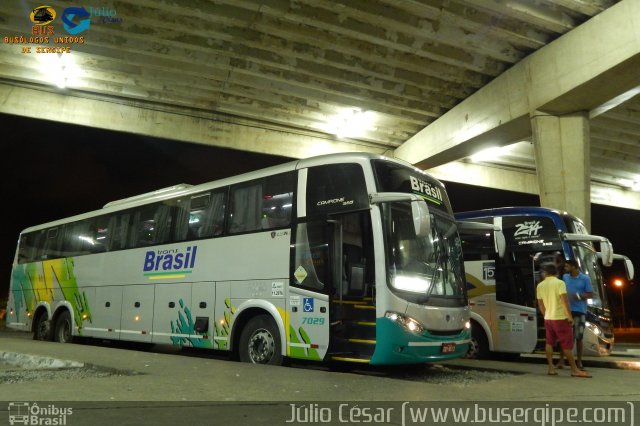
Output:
[
  {"xmin": 239, "ymin": 315, "xmax": 283, "ymax": 365},
  {"xmin": 54, "ymin": 311, "xmax": 73, "ymax": 344},
  {"xmin": 466, "ymin": 323, "xmax": 489, "ymax": 359}
]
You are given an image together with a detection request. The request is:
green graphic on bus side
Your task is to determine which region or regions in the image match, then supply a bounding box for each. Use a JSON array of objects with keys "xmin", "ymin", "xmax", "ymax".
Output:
[
  {"xmin": 213, "ymin": 298, "xmax": 236, "ymax": 350},
  {"xmin": 288, "ymin": 325, "xmax": 320, "ymax": 360},
  {"xmin": 10, "ymin": 259, "xmax": 92, "ymax": 332},
  {"xmin": 170, "ymin": 299, "xmax": 213, "ymax": 349}
]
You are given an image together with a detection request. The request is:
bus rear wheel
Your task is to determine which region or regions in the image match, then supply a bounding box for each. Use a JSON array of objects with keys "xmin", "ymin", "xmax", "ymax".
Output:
[
  {"xmin": 239, "ymin": 315, "xmax": 282, "ymax": 365},
  {"xmin": 54, "ymin": 311, "xmax": 73, "ymax": 344}
]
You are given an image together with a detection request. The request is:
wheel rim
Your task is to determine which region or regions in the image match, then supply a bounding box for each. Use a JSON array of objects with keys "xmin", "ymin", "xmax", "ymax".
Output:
[
  {"xmin": 465, "ymin": 337, "xmax": 479, "ymax": 359},
  {"xmin": 36, "ymin": 317, "xmax": 49, "ymax": 340},
  {"xmin": 247, "ymin": 328, "xmax": 275, "ymax": 364},
  {"xmin": 59, "ymin": 319, "xmax": 71, "ymax": 343}
]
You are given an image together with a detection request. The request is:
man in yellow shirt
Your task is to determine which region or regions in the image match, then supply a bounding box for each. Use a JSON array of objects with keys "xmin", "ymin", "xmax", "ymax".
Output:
[{"xmin": 536, "ymin": 263, "xmax": 591, "ymax": 378}]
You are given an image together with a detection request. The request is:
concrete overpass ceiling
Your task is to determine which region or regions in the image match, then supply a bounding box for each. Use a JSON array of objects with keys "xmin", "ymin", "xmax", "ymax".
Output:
[
  {"xmin": 464, "ymin": 93, "xmax": 640, "ymax": 191},
  {"xmin": 2, "ymin": 0, "xmax": 638, "ymax": 198}
]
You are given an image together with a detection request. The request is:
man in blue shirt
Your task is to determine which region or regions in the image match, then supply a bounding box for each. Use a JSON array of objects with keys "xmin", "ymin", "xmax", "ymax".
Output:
[{"xmin": 556, "ymin": 259, "xmax": 593, "ymax": 370}]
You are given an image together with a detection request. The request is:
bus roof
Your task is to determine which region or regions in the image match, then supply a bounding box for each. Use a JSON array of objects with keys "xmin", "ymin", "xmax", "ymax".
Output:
[
  {"xmin": 19, "ymin": 152, "xmax": 438, "ymax": 234},
  {"xmin": 455, "ymin": 206, "xmax": 585, "ymax": 229}
]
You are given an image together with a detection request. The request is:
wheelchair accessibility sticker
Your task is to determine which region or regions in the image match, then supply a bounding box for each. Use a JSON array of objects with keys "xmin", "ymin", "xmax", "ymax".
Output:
[{"xmin": 303, "ymin": 298, "xmax": 314, "ymax": 312}]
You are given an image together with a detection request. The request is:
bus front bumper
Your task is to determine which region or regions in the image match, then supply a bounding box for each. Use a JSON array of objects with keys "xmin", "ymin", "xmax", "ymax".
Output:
[{"xmin": 370, "ymin": 317, "xmax": 470, "ymax": 365}]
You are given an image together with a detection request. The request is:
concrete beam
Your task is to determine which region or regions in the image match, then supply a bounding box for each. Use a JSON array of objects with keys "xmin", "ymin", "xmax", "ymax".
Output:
[
  {"xmin": 395, "ymin": 0, "xmax": 640, "ymax": 169},
  {"xmin": 0, "ymin": 83, "xmax": 383, "ymax": 159},
  {"xmin": 427, "ymin": 161, "xmax": 640, "ymax": 211}
]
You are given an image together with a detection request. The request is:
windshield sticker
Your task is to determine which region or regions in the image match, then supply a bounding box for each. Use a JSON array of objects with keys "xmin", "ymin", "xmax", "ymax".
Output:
[
  {"xmin": 294, "ymin": 265, "xmax": 308, "ymax": 284},
  {"xmin": 410, "ymin": 176, "xmax": 443, "ymax": 205}
]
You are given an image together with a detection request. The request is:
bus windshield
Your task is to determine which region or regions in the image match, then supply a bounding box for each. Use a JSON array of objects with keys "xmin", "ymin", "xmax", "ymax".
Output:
[
  {"xmin": 571, "ymin": 242, "xmax": 609, "ymax": 311},
  {"xmin": 383, "ymin": 203, "xmax": 466, "ymax": 305}
]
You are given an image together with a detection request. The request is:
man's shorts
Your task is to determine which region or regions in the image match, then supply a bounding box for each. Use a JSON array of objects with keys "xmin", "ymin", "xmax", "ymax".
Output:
[
  {"xmin": 545, "ymin": 319, "xmax": 574, "ymax": 350},
  {"xmin": 571, "ymin": 312, "xmax": 586, "ymax": 341}
]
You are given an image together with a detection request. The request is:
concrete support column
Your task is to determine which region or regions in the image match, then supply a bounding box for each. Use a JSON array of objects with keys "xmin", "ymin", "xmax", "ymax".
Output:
[{"xmin": 531, "ymin": 111, "xmax": 591, "ymax": 229}]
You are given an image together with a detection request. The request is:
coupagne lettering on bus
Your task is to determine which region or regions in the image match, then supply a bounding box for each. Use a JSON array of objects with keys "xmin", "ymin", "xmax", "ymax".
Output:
[
  {"xmin": 143, "ymin": 246, "xmax": 198, "ymax": 272},
  {"xmin": 409, "ymin": 176, "xmax": 443, "ymax": 204}
]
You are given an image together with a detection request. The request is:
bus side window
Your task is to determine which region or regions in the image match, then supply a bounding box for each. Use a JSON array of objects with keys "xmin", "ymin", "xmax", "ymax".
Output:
[
  {"xmin": 109, "ymin": 213, "xmax": 131, "ymax": 251},
  {"xmin": 228, "ymin": 172, "xmax": 294, "ymax": 234},
  {"xmin": 41, "ymin": 227, "xmax": 62, "ymax": 260},
  {"xmin": 18, "ymin": 234, "xmax": 32, "ymax": 263},
  {"xmin": 132, "ymin": 202, "xmax": 173, "ymax": 247},
  {"xmin": 62, "ymin": 220, "xmax": 94, "ymax": 256},
  {"xmin": 306, "ymin": 164, "xmax": 368, "ymax": 216},
  {"xmin": 175, "ymin": 190, "xmax": 226, "ymax": 241}
]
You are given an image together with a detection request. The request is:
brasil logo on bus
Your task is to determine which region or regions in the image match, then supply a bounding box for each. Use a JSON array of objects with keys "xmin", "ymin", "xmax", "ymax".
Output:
[{"xmin": 143, "ymin": 246, "xmax": 198, "ymax": 280}]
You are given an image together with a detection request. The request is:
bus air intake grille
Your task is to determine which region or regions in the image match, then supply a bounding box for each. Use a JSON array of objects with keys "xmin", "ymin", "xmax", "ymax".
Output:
[{"xmin": 427, "ymin": 329, "xmax": 463, "ymax": 336}]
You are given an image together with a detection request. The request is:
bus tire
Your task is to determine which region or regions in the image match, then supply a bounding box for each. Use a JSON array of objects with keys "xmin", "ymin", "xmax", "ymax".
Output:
[
  {"xmin": 466, "ymin": 323, "xmax": 489, "ymax": 359},
  {"xmin": 33, "ymin": 311, "xmax": 53, "ymax": 341},
  {"xmin": 238, "ymin": 315, "xmax": 282, "ymax": 365},
  {"xmin": 54, "ymin": 310, "xmax": 73, "ymax": 344}
]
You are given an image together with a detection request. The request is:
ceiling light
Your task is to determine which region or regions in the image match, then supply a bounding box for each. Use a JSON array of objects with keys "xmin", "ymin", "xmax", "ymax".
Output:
[
  {"xmin": 470, "ymin": 146, "xmax": 504, "ymax": 162},
  {"xmin": 37, "ymin": 52, "xmax": 81, "ymax": 89},
  {"xmin": 322, "ymin": 108, "xmax": 375, "ymax": 139}
]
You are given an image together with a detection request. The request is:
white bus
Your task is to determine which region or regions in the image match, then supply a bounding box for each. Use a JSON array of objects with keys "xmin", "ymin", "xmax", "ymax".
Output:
[
  {"xmin": 456, "ymin": 207, "xmax": 633, "ymax": 359},
  {"xmin": 6, "ymin": 153, "xmax": 472, "ymax": 365}
]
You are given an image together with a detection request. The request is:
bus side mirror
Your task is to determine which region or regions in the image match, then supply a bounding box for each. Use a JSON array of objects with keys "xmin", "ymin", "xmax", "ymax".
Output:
[
  {"xmin": 411, "ymin": 200, "xmax": 431, "ymax": 238},
  {"xmin": 600, "ymin": 240, "xmax": 613, "ymax": 267},
  {"xmin": 494, "ymin": 231, "xmax": 506, "ymax": 259},
  {"xmin": 625, "ymin": 258, "xmax": 635, "ymax": 280}
]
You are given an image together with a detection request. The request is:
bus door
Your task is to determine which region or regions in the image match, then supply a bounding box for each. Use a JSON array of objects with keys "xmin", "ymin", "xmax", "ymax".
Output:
[
  {"xmin": 288, "ymin": 219, "xmax": 331, "ymax": 361},
  {"xmin": 490, "ymin": 250, "xmax": 538, "ymax": 354},
  {"xmin": 327, "ymin": 211, "xmax": 376, "ymax": 362}
]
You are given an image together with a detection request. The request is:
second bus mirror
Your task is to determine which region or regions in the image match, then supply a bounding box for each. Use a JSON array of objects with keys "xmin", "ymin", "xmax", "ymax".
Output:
[
  {"xmin": 625, "ymin": 257, "xmax": 635, "ymax": 281},
  {"xmin": 600, "ymin": 240, "xmax": 614, "ymax": 267},
  {"xmin": 411, "ymin": 200, "xmax": 431, "ymax": 238},
  {"xmin": 494, "ymin": 230, "xmax": 506, "ymax": 259}
]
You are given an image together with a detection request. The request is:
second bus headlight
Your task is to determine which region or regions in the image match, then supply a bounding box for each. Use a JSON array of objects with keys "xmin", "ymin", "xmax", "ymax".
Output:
[
  {"xmin": 585, "ymin": 321, "xmax": 602, "ymax": 336},
  {"xmin": 385, "ymin": 311, "xmax": 425, "ymax": 335}
]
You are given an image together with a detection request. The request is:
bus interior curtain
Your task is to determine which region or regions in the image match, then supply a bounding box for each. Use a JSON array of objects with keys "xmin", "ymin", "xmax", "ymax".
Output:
[
  {"xmin": 199, "ymin": 192, "xmax": 225, "ymax": 237},
  {"xmin": 154, "ymin": 204, "xmax": 171, "ymax": 244},
  {"xmin": 231, "ymin": 184, "xmax": 263, "ymax": 233}
]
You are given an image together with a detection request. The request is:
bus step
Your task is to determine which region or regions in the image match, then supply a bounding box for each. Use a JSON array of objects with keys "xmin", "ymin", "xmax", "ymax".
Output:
[
  {"xmin": 332, "ymin": 320, "xmax": 376, "ymax": 340},
  {"xmin": 330, "ymin": 355, "xmax": 371, "ymax": 364},
  {"xmin": 331, "ymin": 337, "xmax": 375, "ymax": 357}
]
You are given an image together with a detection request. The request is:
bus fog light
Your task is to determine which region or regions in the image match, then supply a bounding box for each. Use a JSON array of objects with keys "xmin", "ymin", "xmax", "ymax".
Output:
[
  {"xmin": 385, "ymin": 311, "xmax": 425, "ymax": 335},
  {"xmin": 585, "ymin": 321, "xmax": 601, "ymax": 336}
]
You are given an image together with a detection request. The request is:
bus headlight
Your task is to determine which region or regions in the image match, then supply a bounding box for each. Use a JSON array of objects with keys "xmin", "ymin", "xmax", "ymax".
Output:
[
  {"xmin": 464, "ymin": 321, "xmax": 471, "ymax": 330},
  {"xmin": 585, "ymin": 321, "xmax": 601, "ymax": 336},
  {"xmin": 385, "ymin": 311, "xmax": 425, "ymax": 335},
  {"xmin": 391, "ymin": 275, "xmax": 431, "ymax": 293}
]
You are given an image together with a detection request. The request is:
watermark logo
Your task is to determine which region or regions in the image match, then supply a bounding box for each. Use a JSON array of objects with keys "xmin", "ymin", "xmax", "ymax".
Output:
[
  {"xmin": 30, "ymin": 6, "xmax": 56, "ymax": 26},
  {"xmin": 62, "ymin": 7, "xmax": 91, "ymax": 34},
  {"xmin": 8, "ymin": 402, "xmax": 72, "ymax": 425}
]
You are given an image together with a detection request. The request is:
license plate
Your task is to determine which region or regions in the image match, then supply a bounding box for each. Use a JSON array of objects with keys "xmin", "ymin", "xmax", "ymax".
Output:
[{"xmin": 441, "ymin": 343, "xmax": 456, "ymax": 353}]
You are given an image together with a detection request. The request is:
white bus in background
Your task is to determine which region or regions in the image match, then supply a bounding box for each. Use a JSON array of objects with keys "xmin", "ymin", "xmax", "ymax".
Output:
[
  {"xmin": 6, "ymin": 153, "xmax": 474, "ymax": 366},
  {"xmin": 455, "ymin": 207, "xmax": 634, "ymax": 359}
]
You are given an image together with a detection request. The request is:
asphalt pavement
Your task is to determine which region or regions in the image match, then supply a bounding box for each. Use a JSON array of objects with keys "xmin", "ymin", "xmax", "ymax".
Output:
[{"xmin": 0, "ymin": 328, "xmax": 639, "ymax": 425}]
